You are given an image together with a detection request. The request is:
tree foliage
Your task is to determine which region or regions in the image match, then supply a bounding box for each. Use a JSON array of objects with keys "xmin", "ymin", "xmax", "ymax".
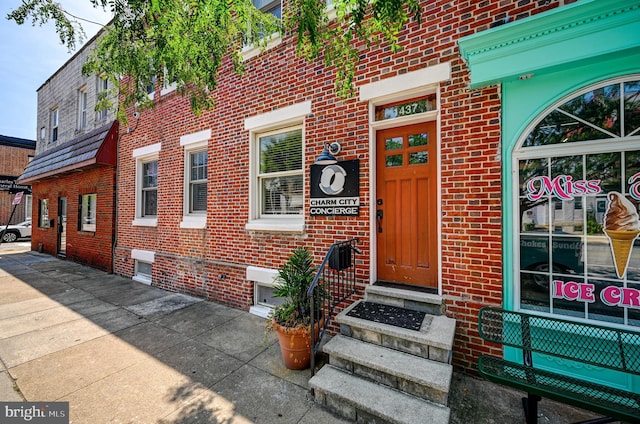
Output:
[{"xmin": 7, "ymin": 0, "xmax": 421, "ymax": 118}]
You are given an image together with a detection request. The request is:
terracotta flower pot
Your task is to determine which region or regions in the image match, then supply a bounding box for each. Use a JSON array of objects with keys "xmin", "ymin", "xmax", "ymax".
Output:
[{"xmin": 272, "ymin": 319, "xmax": 322, "ymax": 370}]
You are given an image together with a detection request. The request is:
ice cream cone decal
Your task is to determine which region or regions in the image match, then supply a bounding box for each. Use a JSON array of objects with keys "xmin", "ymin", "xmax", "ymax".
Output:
[{"xmin": 603, "ymin": 192, "xmax": 640, "ymax": 279}]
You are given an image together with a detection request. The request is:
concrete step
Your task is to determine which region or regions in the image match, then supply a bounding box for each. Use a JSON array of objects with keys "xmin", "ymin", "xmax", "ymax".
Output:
[
  {"xmin": 336, "ymin": 300, "xmax": 456, "ymax": 363},
  {"xmin": 365, "ymin": 284, "xmax": 444, "ymax": 315},
  {"xmin": 310, "ymin": 365, "xmax": 450, "ymax": 424},
  {"xmin": 323, "ymin": 334, "xmax": 452, "ymax": 404}
]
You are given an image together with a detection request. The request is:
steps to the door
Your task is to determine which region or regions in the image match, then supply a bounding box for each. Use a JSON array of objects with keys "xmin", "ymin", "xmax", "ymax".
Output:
[
  {"xmin": 310, "ymin": 365, "xmax": 451, "ymax": 424},
  {"xmin": 322, "ymin": 334, "xmax": 452, "ymax": 404},
  {"xmin": 366, "ymin": 285, "xmax": 444, "ymax": 315},
  {"xmin": 336, "ymin": 300, "xmax": 456, "ymax": 363}
]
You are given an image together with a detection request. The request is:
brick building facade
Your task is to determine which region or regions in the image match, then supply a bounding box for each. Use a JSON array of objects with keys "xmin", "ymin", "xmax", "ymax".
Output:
[
  {"xmin": 37, "ymin": 0, "xmax": 636, "ymax": 400},
  {"xmin": 20, "ymin": 30, "xmax": 118, "ymax": 272},
  {"xmin": 113, "ymin": 0, "xmax": 577, "ymax": 373}
]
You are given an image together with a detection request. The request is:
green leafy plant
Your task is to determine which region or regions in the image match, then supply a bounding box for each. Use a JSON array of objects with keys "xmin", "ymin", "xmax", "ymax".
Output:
[
  {"xmin": 7, "ymin": 0, "xmax": 422, "ymax": 115},
  {"xmin": 271, "ymin": 247, "xmax": 324, "ymax": 329}
]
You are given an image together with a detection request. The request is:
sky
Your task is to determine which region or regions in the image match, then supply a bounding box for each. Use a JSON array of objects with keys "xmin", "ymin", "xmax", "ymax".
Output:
[{"xmin": 0, "ymin": 1, "xmax": 112, "ymax": 140}]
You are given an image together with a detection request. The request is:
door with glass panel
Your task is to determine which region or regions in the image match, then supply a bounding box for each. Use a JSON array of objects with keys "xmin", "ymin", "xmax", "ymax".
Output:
[
  {"xmin": 376, "ymin": 122, "xmax": 438, "ymax": 287},
  {"xmin": 57, "ymin": 197, "xmax": 67, "ymax": 256}
]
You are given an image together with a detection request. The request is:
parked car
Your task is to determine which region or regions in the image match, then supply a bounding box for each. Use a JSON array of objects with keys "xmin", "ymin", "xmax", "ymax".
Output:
[{"xmin": 0, "ymin": 220, "xmax": 32, "ymax": 243}]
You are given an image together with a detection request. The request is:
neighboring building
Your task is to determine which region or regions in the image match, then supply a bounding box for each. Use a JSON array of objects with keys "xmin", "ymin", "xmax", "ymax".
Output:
[
  {"xmin": 19, "ymin": 30, "xmax": 118, "ymax": 272},
  {"xmin": 0, "ymin": 135, "xmax": 35, "ymax": 225},
  {"xmin": 108, "ymin": 0, "xmax": 638, "ymax": 402}
]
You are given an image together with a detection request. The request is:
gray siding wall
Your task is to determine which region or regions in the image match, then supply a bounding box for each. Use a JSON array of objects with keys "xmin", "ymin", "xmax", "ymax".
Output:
[{"xmin": 35, "ymin": 35, "xmax": 116, "ymax": 154}]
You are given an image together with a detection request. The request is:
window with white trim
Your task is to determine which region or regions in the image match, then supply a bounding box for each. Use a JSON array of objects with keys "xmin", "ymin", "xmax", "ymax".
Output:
[
  {"xmin": 50, "ymin": 108, "xmax": 59, "ymax": 143},
  {"xmin": 188, "ymin": 150, "xmax": 207, "ymax": 214},
  {"xmin": 515, "ymin": 76, "xmax": 640, "ymax": 327},
  {"xmin": 135, "ymin": 261, "xmax": 153, "ymax": 284},
  {"xmin": 241, "ymin": 0, "xmax": 283, "ymax": 61},
  {"xmin": 146, "ymin": 75, "xmax": 157, "ymax": 99},
  {"xmin": 180, "ymin": 130, "xmax": 210, "ymax": 228},
  {"xmin": 160, "ymin": 71, "xmax": 177, "ymax": 96},
  {"xmin": 142, "ymin": 160, "xmax": 158, "ymax": 217},
  {"xmin": 80, "ymin": 193, "xmax": 97, "ymax": 232},
  {"xmin": 132, "ymin": 143, "xmax": 161, "ymax": 227},
  {"xmin": 78, "ymin": 87, "xmax": 88, "ymax": 130},
  {"xmin": 131, "ymin": 249, "xmax": 154, "ymax": 284},
  {"xmin": 254, "ymin": 0, "xmax": 281, "ymax": 18},
  {"xmin": 96, "ymin": 76, "xmax": 109, "ymax": 121},
  {"xmin": 257, "ymin": 127, "xmax": 303, "ymax": 216},
  {"xmin": 245, "ymin": 101, "xmax": 310, "ymax": 232}
]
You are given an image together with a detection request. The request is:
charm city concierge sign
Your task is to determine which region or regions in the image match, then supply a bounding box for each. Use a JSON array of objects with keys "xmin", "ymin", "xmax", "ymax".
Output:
[{"xmin": 309, "ymin": 159, "xmax": 359, "ymax": 216}]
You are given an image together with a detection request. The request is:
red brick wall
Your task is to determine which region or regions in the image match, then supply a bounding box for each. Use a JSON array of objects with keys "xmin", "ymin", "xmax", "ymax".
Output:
[
  {"xmin": 115, "ymin": 0, "xmax": 571, "ymax": 372},
  {"xmin": 31, "ymin": 165, "xmax": 116, "ymax": 272}
]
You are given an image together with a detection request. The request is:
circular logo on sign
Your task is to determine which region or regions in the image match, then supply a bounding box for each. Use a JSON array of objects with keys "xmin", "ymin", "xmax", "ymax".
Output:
[{"xmin": 319, "ymin": 164, "xmax": 347, "ymax": 195}]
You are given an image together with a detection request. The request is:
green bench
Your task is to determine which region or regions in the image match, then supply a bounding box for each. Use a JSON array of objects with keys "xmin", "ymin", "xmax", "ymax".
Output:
[{"xmin": 477, "ymin": 307, "xmax": 640, "ymax": 424}]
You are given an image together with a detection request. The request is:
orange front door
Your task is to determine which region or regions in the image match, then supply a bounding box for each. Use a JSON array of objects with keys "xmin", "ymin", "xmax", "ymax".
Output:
[{"xmin": 376, "ymin": 122, "xmax": 437, "ymax": 287}]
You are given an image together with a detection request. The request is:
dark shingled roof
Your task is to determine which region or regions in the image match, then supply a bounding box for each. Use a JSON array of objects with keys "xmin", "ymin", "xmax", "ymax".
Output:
[
  {"xmin": 19, "ymin": 121, "xmax": 118, "ymax": 183},
  {"xmin": 0, "ymin": 135, "xmax": 36, "ymax": 150}
]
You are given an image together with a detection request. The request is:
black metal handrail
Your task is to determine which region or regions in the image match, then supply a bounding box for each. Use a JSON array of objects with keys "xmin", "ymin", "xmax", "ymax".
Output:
[{"xmin": 308, "ymin": 238, "xmax": 361, "ymax": 376}]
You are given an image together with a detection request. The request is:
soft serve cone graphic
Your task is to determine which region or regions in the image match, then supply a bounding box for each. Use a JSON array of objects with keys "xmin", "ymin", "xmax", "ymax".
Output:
[{"xmin": 603, "ymin": 192, "xmax": 640, "ymax": 279}]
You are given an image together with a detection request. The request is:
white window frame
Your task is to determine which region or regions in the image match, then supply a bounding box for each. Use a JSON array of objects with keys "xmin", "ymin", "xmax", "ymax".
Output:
[
  {"xmin": 160, "ymin": 70, "xmax": 177, "ymax": 96},
  {"xmin": 180, "ymin": 129, "xmax": 211, "ymax": 229},
  {"xmin": 247, "ymin": 266, "xmax": 281, "ymax": 318},
  {"xmin": 78, "ymin": 86, "xmax": 88, "ymax": 130},
  {"xmin": 241, "ymin": 0, "xmax": 283, "ymax": 61},
  {"xmin": 132, "ymin": 143, "xmax": 161, "ymax": 227},
  {"xmin": 50, "ymin": 108, "xmax": 59, "ymax": 143},
  {"xmin": 96, "ymin": 75, "xmax": 109, "ymax": 121},
  {"xmin": 131, "ymin": 249, "xmax": 155, "ymax": 285},
  {"xmin": 244, "ymin": 101, "xmax": 311, "ymax": 233},
  {"xmin": 79, "ymin": 193, "xmax": 97, "ymax": 232},
  {"xmin": 146, "ymin": 75, "xmax": 157, "ymax": 100}
]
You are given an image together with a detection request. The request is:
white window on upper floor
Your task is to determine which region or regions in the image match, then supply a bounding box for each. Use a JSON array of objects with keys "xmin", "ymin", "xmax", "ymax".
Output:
[
  {"xmin": 96, "ymin": 76, "xmax": 109, "ymax": 121},
  {"xmin": 146, "ymin": 75, "xmax": 157, "ymax": 100},
  {"xmin": 132, "ymin": 143, "xmax": 161, "ymax": 227},
  {"xmin": 160, "ymin": 71, "xmax": 177, "ymax": 96},
  {"xmin": 254, "ymin": 0, "xmax": 281, "ymax": 18},
  {"xmin": 78, "ymin": 86, "xmax": 88, "ymax": 130},
  {"xmin": 245, "ymin": 101, "xmax": 311, "ymax": 233},
  {"xmin": 50, "ymin": 108, "xmax": 59, "ymax": 143},
  {"xmin": 180, "ymin": 129, "xmax": 211, "ymax": 229},
  {"xmin": 241, "ymin": 0, "xmax": 283, "ymax": 61}
]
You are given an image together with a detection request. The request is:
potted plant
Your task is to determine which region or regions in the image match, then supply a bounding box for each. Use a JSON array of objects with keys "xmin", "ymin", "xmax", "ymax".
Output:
[{"xmin": 270, "ymin": 247, "xmax": 325, "ymax": 370}]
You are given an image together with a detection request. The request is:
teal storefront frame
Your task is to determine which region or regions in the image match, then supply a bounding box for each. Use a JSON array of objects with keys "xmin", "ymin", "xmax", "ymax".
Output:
[{"xmin": 459, "ymin": 0, "xmax": 640, "ymax": 392}]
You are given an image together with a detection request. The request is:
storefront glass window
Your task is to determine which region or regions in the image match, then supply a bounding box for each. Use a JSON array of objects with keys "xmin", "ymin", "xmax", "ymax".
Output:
[{"xmin": 517, "ymin": 77, "xmax": 640, "ymax": 328}]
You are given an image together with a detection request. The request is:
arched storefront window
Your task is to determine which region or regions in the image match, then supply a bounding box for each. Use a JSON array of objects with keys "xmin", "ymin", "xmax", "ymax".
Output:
[{"xmin": 514, "ymin": 76, "xmax": 640, "ymax": 327}]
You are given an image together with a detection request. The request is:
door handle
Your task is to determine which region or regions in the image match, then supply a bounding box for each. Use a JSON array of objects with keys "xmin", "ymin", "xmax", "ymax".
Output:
[{"xmin": 376, "ymin": 209, "xmax": 383, "ymax": 233}]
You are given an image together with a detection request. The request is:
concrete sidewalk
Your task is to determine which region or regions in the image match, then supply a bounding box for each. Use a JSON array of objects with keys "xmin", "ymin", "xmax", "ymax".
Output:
[{"xmin": 0, "ymin": 248, "xmax": 606, "ymax": 423}]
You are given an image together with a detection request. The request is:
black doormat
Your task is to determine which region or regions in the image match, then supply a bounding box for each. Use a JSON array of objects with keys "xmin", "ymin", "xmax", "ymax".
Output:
[{"xmin": 346, "ymin": 301, "xmax": 426, "ymax": 331}]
